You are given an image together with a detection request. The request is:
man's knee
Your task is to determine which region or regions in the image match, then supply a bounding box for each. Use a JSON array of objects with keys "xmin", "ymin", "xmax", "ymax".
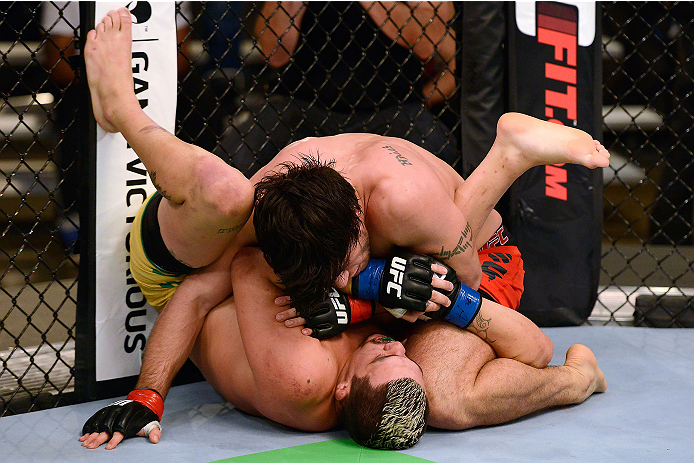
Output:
[{"xmin": 193, "ymin": 155, "xmax": 254, "ymax": 219}]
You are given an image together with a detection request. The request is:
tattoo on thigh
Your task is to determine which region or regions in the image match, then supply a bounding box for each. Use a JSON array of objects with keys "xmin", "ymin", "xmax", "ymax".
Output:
[
  {"xmin": 470, "ymin": 312, "xmax": 495, "ymax": 344},
  {"xmin": 218, "ymin": 223, "xmax": 243, "ymax": 234},
  {"xmin": 150, "ymin": 171, "xmax": 172, "ymax": 201},
  {"xmin": 382, "ymin": 145, "xmax": 412, "ymax": 166},
  {"xmin": 435, "ymin": 222, "xmax": 473, "ymax": 261}
]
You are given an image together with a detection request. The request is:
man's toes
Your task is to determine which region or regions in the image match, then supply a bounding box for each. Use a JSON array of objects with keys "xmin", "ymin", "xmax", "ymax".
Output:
[
  {"xmin": 103, "ymin": 13, "xmax": 114, "ymax": 29},
  {"xmin": 118, "ymin": 6, "xmax": 132, "ymax": 18},
  {"xmin": 108, "ymin": 9, "xmax": 122, "ymax": 29}
]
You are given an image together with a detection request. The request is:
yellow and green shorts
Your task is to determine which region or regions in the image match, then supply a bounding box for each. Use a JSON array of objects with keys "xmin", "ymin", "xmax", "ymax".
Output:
[{"xmin": 130, "ymin": 192, "xmax": 195, "ymax": 311}]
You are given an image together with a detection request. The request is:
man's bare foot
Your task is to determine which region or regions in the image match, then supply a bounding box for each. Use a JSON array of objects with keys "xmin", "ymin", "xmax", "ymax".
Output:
[
  {"xmin": 83, "ymin": 8, "xmax": 140, "ymax": 133},
  {"xmin": 563, "ymin": 344, "xmax": 608, "ymax": 403},
  {"xmin": 493, "ymin": 113, "xmax": 611, "ymax": 174}
]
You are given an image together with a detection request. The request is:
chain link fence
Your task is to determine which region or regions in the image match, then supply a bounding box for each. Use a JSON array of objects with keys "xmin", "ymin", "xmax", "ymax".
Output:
[
  {"xmin": 0, "ymin": 1, "xmax": 691, "ymax": 416},
  {"xmin": 599, "ymin": 1, "xmax": 694, "ymax": 326},
  {"xmin": 0, "ymin": 1, "xmax": 79, "ymax": 416}
]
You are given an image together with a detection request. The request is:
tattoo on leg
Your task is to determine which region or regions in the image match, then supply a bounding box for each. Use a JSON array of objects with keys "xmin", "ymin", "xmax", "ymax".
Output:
[
  {"xmin": 149, "ymin": 171, "xmax": 172, "ymax": 201},
  {"xmin": 470, "ymin": 312, "xmax": 495, "ymax": 344},
  {"xmin": 139, "ymin": 124, "xmax": 168, "ymax": 136},
  {"xmin": 218, "ymin": 223, "xmax": 243, "ymax": 234},
  {"xmin": 436, "ymin": 222, "xmax": 473, "ymax": 261}
]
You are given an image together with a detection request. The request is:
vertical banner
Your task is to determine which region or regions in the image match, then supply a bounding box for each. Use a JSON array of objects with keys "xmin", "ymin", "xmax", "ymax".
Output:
[
  {"xmin": 94, "ymin": 2, "xmax": 177, "ymax": 381},
  {"xmin": 508, "ymin": 2, "xmax": 603, "ymax": 325}
]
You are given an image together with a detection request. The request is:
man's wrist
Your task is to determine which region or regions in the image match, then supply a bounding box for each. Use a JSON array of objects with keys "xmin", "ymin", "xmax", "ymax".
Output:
[{"xmin": 127, "ymin": 388, "xmax": 165, "ymax": 420}]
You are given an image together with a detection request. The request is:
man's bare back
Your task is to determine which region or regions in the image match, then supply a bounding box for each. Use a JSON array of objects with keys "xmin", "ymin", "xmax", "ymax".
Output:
[{"xmin": 251, "ymin": 124, "xmax": 609, "ymax": 290}]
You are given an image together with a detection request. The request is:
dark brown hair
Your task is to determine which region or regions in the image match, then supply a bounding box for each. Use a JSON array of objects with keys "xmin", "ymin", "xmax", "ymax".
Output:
[{"xmin": 253, "ymin": 156, "xmax": 362, "ymax": 316}]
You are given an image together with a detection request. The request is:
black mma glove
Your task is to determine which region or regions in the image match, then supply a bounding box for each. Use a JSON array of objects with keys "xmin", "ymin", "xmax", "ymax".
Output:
[
  {"xmin": 82, "ymin": 388, "xmax": 164, "ymax": 439},
  {"xmin": 306, "ymin": 289, "xmax": 375, "ymax": 340},
  {"xmin": 351, "ymin": 250, "xmax": 434, "ymax": 312}
]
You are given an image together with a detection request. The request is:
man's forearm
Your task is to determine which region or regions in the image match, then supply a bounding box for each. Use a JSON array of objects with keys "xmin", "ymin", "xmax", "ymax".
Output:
[
  {"xmin": 134, "ymin": 300, "xmax": 207, "ymax": 399},
  {"xmin": 254, "ymin": 1, "xmax": 306, "ymax": 67},
  {"xmin": 466, "ymin": 297, "xmax": 553, "ymax": 368},
  {"xmin": 133, "ymin": 262, "xmax": 234, "ymax": 398}
]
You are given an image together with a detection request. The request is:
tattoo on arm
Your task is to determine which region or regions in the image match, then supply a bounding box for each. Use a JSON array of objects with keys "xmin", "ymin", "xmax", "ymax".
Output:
[
  {"xmin": 435, "ymin": 222, "xmax": 473, "ymax": 261},
  {"xmin": 382, "ymin": 145, "xmax": 412, "ymax": 166},
  {"xmin": 469, "ymin": 312, "xmax": 495, "ymax": 344}
]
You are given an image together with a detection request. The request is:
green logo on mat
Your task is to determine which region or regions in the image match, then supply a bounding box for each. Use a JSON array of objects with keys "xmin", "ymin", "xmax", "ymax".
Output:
[{"xmin": 210, "ymin": 439, "xmax": 434, "ymax": 463}]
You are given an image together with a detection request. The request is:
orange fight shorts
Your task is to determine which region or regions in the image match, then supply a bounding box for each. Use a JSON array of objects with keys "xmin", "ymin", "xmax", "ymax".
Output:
[{"xmin": 476, "ymin": 226, "xmax": 524, "ymax": 310}]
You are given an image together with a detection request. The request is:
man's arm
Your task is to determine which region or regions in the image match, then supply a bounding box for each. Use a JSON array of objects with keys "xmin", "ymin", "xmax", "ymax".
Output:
[
  {"xmin": 230, "ymin": 247, "xmax": 342, "ymax": 431},
  {"xmin": 254, "ymin": 1, "xmax": 307, "ymax": 68},
  {"xmin": 361, "ymin": 2, "xmax": 456, "ymax": 107},
  {"xmin": 79, "ymin": 247, "xmax": 236, "ymax": 450},
  {"xmin": 133, "ymin": 253, "xmax": 237, "ymax": 396},
  {"xmin": 466, "ymin": 298, "xmax": 553, "ymax": 368},
  {"xmin": 369, "ymin": 178, "xmax": 483, "ymax": 290}
]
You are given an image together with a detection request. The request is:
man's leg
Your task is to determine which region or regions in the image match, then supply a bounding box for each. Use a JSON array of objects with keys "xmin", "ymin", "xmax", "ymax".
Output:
[
  {"xmin": 84, "ymin": 8, "xmax": 253, "ymax": 268},
  {"xmin": 405, "ymin": 321, "xmax": 607, "ymax": 429},
  {"xmin": 454, "ymin": 113, "xmax": 610, "ymax": 250}
]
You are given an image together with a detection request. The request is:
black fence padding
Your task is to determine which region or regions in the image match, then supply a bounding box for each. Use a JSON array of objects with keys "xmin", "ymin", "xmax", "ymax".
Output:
[
  {"xmin": 634, "ymin": 295, "xmax": 694, "ymax": 328},
  {"xmin": 508, "ymin": 2, "xmax": 603, "ymax": 326},
  {"xmin": 513, "ymin": 166, "xmax": 603, "ymax": 326},
  {"xmin": 459, "ymin": 2, "xmax": 507, "ymax": 179}
]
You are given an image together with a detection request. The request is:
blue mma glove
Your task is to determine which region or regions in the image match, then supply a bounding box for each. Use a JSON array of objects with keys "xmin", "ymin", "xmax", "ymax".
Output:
[{"xmin": 351, "ymin": 250, "xmax": 434, "ymax": 312}]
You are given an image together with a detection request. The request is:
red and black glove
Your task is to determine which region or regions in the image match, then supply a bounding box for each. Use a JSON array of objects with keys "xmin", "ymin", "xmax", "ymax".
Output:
[
  {"xmin": 306, "ymin": 289, "xmax": 375, "ymax": 340},
  {"xmin": 82, "ymin": 388, "xmax": 164, "ymax": 439}
]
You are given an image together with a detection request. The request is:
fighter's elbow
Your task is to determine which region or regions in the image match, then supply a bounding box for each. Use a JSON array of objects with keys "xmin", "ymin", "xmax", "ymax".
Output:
[
  {"xmin": 531, "ymin": 333, "xmax": 554, "ymax": 368},
  {"xmin": 458, "ymin": 266, "xmax": 482, "ymax": 291}
]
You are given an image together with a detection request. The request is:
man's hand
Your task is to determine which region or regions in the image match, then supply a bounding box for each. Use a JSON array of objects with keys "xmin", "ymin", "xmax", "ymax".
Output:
[
  {"xmin": 275, "ymin": 252, "xmax": 456, "ymax": 334},
  {"xmin": 350, "ymin": 250, "xmax": 454, "ymax": 312},
  {"xmin": 79, "ymin": 389, "xmax": 164, "ymax": 450},
  {"xmin": 275, "ymin": 289, "xmax": 374, "ymax": 339},
  {"xmin": 306, "ymin": 289, "xmax": 376, "ymax": 339}
]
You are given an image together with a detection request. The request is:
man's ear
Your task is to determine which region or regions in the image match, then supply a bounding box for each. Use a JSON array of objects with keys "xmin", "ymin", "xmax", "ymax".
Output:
[{"xmin": 335, "ymin": 380, "xmax": 350, "ymax": 401}]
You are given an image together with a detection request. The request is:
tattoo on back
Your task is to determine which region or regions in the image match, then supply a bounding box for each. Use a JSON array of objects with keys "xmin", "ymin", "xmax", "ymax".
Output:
[
  {"xmin": 435, "ymin": 222, "xmax": 473, "ymax": 261},
  {"xmin": 382, "ymin": 145, "xmax": 412, "ymax": 166}
]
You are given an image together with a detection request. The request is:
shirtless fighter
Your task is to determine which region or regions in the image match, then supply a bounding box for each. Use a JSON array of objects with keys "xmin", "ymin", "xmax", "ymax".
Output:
[
  {"xmin": 84, "ymin": 245, "xmax": 607, "ymax": 450},
  {"xmin": 80, "ymin": 7, "xmax": 609, "ymax": 450}
]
